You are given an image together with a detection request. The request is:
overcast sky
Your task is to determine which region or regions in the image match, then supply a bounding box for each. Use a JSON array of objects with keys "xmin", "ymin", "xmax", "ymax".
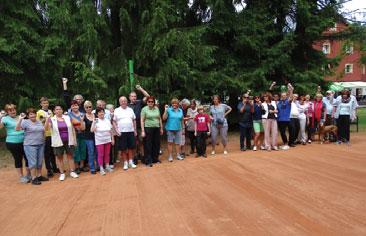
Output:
[{"xmin": 342, "ymin": 0, "xmax": 366, "ymax": 21}]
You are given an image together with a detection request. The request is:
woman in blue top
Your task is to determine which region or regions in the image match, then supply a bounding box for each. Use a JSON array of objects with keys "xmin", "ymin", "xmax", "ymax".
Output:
[
  {"xmin": 335, "ymin": 90, "xmax": 353, "ymax": 144},
  {"xmin": 163, "ymin": 98, "xmax": 184, "ymax": 162},
  {"xmin": 0, "ymin": 104, "xmax": 30, "ymax": 183}
]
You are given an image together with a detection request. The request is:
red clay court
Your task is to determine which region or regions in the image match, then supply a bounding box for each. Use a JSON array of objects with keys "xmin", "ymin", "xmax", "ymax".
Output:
[{"xmin": 0, "ymin": 134, "xmax": 365, "ymax": 236}]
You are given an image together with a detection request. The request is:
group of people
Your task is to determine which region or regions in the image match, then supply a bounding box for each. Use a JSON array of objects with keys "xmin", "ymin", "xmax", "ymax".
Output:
[
  {"xmin": 0, "ymin": 79, "xmax": 359, "ymax": 185},
  {"xmin": 236, "ymin": 82, "xmax": 358, "ymax": 153}
]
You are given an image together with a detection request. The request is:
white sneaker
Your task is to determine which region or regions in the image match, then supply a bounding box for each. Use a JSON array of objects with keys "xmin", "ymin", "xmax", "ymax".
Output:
[
  {"xmin": 223, "ymin": 150, "xmax": 228, "ymax": 155},
  {"xmin": 100, "ymin": 169, "xmax": 106, "ymax": 176},
  {"xmin": 211, "ymin": 151, "xmax": 216, "ymax": 155},
  {"xmin": 273, "ymin": 146, "xmax": 279, "ymax": 151},
  {"xmin": 106, "ymin": 167, "xmax": 113, "ymax": 172},
  {"xmin": 59, "ymin": 173, "xmax": 66, "ymax": 181},
  {"xmin": 20, "ymin": 176, "xmax": 30, "ymax": 184},
  {"xmin": 177, "ymin": 155, "xmax": 184, "ymax": 160},
  {"xmin": 129, "ymin": 162, "xmax": 137, "ymax": 169},
  {"xmin": 281, "ymin": 145, "xmax": 290, "ymax": 150},
  {"xmin": 123, "ymin": 162, "xmax": 129, "ymax": 170},
  {"xmin": 116, "ymin": 159, "xmax": 120, "ymax": 163},
  {"xmin": 109, "ymin": 165, "xmax": 114, "ymax": 169},
  {"xmin": 168, "ymin": 155, "xmax": 173, "ymax": 162},
  {"xmin": 253, "ymin": 146, "xmax": 257, "ymax": 151},
  {"xmin": 260, "ymin": 145, "xmax": 266, "ymax": 150},
  {"xmin": 70, "ymin": 171, "xmax": 79, "ymax": 178}
]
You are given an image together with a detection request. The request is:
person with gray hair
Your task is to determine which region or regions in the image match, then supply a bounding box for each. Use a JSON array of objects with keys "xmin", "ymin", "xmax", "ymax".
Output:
[
  {"xmin": 62, "ymin": 77, "xmax": 86, "ymax": 113},
  {"xmin": 92, "ymin": 100, "xmax": 111, "ymax": 120},
  {"xmin": 180, "ymin": 98, "xmax": 191, "ymax": 157}
]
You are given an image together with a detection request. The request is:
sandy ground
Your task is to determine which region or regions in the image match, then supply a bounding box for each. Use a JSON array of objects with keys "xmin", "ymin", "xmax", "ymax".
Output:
[{"xmin": 0, "ymin": 134, "xmax": 365, "ymax": 236}]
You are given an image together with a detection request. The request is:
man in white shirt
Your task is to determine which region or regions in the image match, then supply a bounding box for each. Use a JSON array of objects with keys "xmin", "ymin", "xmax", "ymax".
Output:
[
  {"xmin": 113, "ymin": 96, "xmax": 137, "ymax": 170},
  {"xmin": 92, "ymin": 100, "xmax": 111, "ymax": 120}
]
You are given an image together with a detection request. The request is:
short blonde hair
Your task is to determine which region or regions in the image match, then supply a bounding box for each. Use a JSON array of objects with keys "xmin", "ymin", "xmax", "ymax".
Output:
[
  {"xmin": 315, "ymin": 93, "xmax": 323, "ymax": 99},
  {"xmin": 4, "ymin": 104, "xmax": 16, "ymax": 112},
  {"xmin": 197, "ymin": 105, "xmax": 204, "ymax": 111},
  {"xmin": 84, "ymin": 100, "xmax": 92, "ymax": 108},
  {"xmin": 171, "ymin": 98, "xmax": 179, "ymax": 105}
]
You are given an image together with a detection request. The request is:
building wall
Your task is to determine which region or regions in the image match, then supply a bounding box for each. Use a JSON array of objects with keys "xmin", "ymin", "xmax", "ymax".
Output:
[{"xmin": 313, "ymin": 22, "xmax": 366, "ymax": 82}]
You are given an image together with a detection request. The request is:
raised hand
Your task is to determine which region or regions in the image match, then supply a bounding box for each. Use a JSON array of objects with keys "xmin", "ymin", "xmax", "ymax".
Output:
[
  {"xmin": 136, "ymin": 84, "xmax": 142, "ymax": 90},
  {"xmin": 165, "ymin": 104, "xmax": 169, "ymax": 110},
  {"xmin": 62, "ymin": 77, "xmax": 68, "ymax": 83},
  {"xmin": 19, "ymin": 113, "xmax": 26, "ymax": 119}
]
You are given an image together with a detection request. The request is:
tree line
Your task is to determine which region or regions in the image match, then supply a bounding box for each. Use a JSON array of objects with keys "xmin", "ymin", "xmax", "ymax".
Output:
[{"xmin": 1, "ymin": 0, "xmax": 365, "ymax": 111}]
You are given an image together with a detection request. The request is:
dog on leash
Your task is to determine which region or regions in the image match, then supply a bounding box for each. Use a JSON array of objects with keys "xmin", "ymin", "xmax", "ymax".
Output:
[{"xmin": 318, "ymin": 125, "xmax": 338, "ymax": 144}]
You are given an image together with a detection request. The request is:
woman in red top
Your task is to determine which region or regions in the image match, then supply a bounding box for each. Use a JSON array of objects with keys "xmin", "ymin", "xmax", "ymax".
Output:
[{"xmin": 194, "ymin": 106, "xmax": 211, "ymax": 158}]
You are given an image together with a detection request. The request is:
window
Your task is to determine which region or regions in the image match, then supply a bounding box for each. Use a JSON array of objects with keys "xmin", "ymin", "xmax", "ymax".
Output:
[
  {"xmin": 345, "ymin": 43, "xmax": 354, "ymax": 54},
  {"xmin": 329, "ymin": 23, "xmax": 337, "ymax": 32},
  {"xmin": 345, "ymin": 64, "xmax": 353, "ymax": 74},
  {"xmin": 322, "ymin": 43, "xmax": 331, "ymax": 54}
]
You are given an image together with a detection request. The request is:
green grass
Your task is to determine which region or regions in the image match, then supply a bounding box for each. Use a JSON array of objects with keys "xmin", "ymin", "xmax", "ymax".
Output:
[{"xmin": 356, "ymin": 107, "xmax": 366, "ymax": 132}]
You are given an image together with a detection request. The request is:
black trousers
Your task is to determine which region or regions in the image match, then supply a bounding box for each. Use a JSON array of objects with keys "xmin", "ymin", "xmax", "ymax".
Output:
[
  {"xmin": 44, "ymin": 136, "xmax": 57, "ymax": 171},
  {"xmin": 289, "ymin": 118, "xmax": 300, "ymax": 145},
  {"xmin": 143, "ymin": 127, "xmax": 161, "ymax": 165},
  {"xmin": 196, "ymin": 131, "xmax": 208, "ymax": 155},
  {"xmin": 109, "ymin": 136, "xmax": 118, "ymax": 165},
  {"xmin": 6, "ymin": 142, "xmax": 28, "ymax": 168},
  {"xmin": 278, "ymin": 121, "xmax": 290, "ymax": 145},
  {"xmin": 239, "ymin": 125, "xmax": 252, "ymax": 149},
  {"xmin": 337, "ymin": 115, "xmax": 350, "ymax": 142},
  {"xmin": 187, "ymin": 131, "xmax": 196, "ymax": 152}
]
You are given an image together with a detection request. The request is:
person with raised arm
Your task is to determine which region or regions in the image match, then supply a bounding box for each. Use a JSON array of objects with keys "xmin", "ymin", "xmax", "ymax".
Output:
[
  {"xmin": 128, "ymin": 84, "xmax": 150, "ymax": 164},
  {"xmin": 16, "ymin": 108, "xmax": 48, "ymax": 185},
  {"xmin": 62, "ymin": 77, "xmax": 85, "ymax": 113},
  {"xmin": 45, "ymin": 105, "xmax": 79, "ymax": 181},
  {"xmin": 0, "ymin": 104, "xmax": 30, "ymax": 183},
  {"xmin": 277, "ymin": 83, "xmax": 294, "ymax": 150}
]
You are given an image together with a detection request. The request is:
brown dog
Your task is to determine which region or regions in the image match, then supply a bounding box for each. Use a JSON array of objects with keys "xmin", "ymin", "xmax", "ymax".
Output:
[{"xmin": 319, "ymin": 125, "xmax": 338, "ymax": 144}]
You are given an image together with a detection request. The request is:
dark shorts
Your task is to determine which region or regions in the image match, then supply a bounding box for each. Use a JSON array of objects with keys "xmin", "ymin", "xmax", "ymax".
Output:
[
  {"xmin": 53, "ymin": 142, "xmax": 75, "ymax": 156},
  {"xmin": 117, "ymin": 132, "xmax": 136, "ymax": 151}
]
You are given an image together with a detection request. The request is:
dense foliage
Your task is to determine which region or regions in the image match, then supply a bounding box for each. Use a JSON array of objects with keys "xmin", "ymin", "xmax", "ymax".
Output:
[{"xmin": 0, "ymin": 0, "xmax": 362, "ymax": 110}]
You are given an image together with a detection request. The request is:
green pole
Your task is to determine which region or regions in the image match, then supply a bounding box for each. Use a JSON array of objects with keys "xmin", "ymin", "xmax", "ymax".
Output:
[{"xmin": 128, "ymin": 59, "xmax": 134, "ymax": 92}]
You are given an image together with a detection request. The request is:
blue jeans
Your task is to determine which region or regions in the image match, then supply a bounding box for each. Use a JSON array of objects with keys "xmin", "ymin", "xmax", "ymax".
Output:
[
  {"xmin": 85, "ymin": 139, "xmax": 96, "ymax": 171},
  {"xmin": 24, "ymin": 144, "xmax": 45, "ymax": 169}
]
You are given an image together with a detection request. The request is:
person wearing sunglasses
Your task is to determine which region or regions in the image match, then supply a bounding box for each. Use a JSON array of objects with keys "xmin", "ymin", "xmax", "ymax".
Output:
[
  {"xmin": 141, "ymin": 96, "xmax": 163, "ymax": 166},
  {"xmin": 83, "ymin": 101, "xmax": 97, "ymax": 174},
  {"xmin": 237, "ymin": 94, "xmax": 254, "ymax": 151}
]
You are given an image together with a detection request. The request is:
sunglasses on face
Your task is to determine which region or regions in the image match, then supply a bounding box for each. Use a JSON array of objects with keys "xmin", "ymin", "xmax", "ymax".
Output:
[
  {"xmin": 147, "ymin": 101, "xmax": 154, "ymax": 103},
  {"xmin": 85, "ymin": 106, "xmax": 92, "ymax": 109}
]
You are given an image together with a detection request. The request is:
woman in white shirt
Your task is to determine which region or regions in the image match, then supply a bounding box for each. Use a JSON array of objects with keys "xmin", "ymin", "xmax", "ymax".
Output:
[
  {"xmin": 91, "ymin": 108, "xmax": 115, "ymax": 175},
  {"xmin": 297, "ymin": 96, "xmax": 308, "ymax": 145}
]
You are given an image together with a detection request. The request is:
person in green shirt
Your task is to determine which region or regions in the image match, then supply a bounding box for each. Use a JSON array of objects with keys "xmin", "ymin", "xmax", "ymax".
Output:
[
  {"xmin": 141, "ymin": 96, "xmax": 163, "ymax": 167},
  {"xmin": 0, "ymin": 104, "xmax": 31, "ymax": 183}
]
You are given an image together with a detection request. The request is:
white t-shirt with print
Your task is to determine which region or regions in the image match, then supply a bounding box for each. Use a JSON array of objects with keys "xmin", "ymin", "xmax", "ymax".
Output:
[
  {"xmin": 113, "ymin": 106, "xmax": 136, "ymax": 133},
  {"xmin": 94, "ymin": 118, "xmax": 112, "ymax": 145}
]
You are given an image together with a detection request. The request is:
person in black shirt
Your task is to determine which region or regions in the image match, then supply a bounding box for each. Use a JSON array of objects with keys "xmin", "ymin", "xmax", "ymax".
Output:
[
  {"xmin": 237, "ymin": 94, "xmax": 254, "ymax": 151},
  {"xmin": 128, "ymin": 85, "xmax": 150, "ymax": 164}
]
